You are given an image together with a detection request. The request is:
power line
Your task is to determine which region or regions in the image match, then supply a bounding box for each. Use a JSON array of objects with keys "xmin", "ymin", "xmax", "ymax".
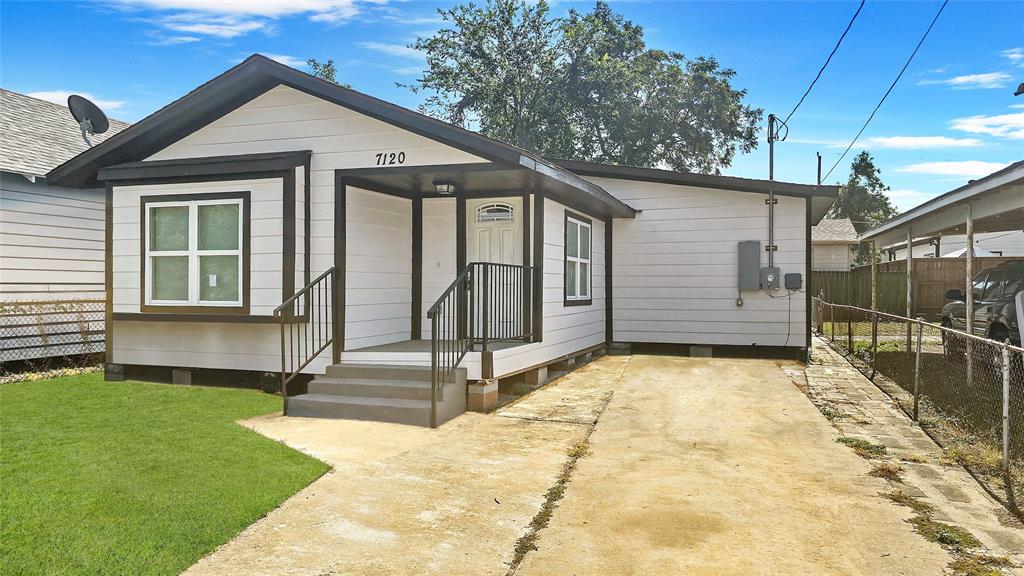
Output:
[
  {"xmin": 783, "ymin": 0, "xmax": 865, "ymax": 125},
  {"xmin": 822, "ymin": 0, "xmax": 949, "ymax": 182}
]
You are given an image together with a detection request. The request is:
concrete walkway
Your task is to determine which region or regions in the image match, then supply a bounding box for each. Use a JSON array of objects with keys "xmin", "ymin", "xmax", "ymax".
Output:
[
  {"xmin": 184, "ymin": 352, "xmax": 1017, "ymax": 575},
  {"xmin": 516, "ymin": 355, "xmax": 956, "ymax": 576}
]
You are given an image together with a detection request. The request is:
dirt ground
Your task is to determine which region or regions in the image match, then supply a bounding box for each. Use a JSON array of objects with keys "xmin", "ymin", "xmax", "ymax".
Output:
[{"xmin": 185, "ymin": 354, "xmax": 966, "ymax": 575}]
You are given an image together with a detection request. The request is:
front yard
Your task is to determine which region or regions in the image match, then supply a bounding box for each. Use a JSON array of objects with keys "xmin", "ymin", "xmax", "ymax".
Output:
[{"xmin": 0, "ymin": 373, "xmax": 328, "ymax": 576}]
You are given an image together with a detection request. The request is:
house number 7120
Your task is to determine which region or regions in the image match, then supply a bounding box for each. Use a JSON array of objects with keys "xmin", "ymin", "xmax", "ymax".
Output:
[{"xmin": 375, "ymin": 152, "xmax": 406, "ymax": 166}]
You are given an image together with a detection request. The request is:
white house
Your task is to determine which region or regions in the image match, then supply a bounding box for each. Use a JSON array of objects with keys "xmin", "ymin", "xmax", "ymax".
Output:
[
  {"xmin": 810, "ymin": 218, "xmax": 858, "ymax": 271},
  {"xmin": 45, "ymin": 55, "xmax": 837, "ymax": 425},
  {"xmin": 884, "ymin": 231, "xmax": 1024, "ymax": 260},
  {"xmin": 0, "ymin": 89, "xmax": 129, "ymax": 362}
]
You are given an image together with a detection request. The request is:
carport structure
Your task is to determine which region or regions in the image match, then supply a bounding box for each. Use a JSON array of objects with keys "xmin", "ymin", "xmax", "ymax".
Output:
[{"xmin": 859, "ymin": 160, "xmax": 1024, "ymax": 337}]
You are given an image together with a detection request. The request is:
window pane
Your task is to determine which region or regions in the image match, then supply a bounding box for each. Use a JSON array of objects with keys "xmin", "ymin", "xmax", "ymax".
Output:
[
  {"xmin": 152, "ymin": 256, "xmax": 188, "ymax": 301},
  {"xmin": 580, "ymin": 225, "xmax": 590, "ymax": 260},
  {"xmin": 566, "ymin": 221, "xmax": 579, "ymax": 258},
  {"xmin": 566, "ymin": 261, "xmax": 577, "ymax": 298},
  {"xmin": 199, "ymin": 255, "xmax": 240, "ymax": 302},
  {"xmin": 150, "ymin": 206, "xmax": 189, "ymax": 251},
  {"xmin": 580, "ymin": 262, "xmax": 589, "ymax": 297},
  {"xmin": 198, "ymin": 203, "xmax": 240, "ymax": 251}
]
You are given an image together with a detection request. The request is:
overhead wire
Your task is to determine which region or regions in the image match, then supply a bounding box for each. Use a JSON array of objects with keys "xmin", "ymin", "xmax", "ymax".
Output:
[{"xmin": 822, "ymin": 0, "xmax": 950, "ymax": 182}]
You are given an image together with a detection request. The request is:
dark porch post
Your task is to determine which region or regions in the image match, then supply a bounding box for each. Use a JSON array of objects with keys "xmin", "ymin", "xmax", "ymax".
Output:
[
  {"xmin": 332, "ymin": 175, "xmax": 347, "ymax": 362},
  {"xmin": 411, "ymin": 196, "xmax": 422, "ymax": 340},
  {"xmin": 522, "ymin": 190, "xmax": 532, "ymax": 341}
]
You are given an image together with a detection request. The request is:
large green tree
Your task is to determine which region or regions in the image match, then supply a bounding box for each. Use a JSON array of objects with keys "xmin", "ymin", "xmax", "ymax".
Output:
[
  {"xmin": 407, "ymin": 0, "xmax": 761, "ymax": 173},
  {"xmin": 827, "ymin": 151, "xmax": 898, "ymax": 264}
]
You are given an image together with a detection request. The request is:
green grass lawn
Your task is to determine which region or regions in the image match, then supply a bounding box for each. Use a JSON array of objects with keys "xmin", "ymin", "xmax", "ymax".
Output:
[{"xmin": 1, "ymin": 373, "xmax": 329, "ymax": 576}]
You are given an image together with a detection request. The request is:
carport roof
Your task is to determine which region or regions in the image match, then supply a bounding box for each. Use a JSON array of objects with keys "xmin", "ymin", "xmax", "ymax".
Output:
[{"xmin": 859, "ymin": 160, "xmax": 1024, "ymax": 247}]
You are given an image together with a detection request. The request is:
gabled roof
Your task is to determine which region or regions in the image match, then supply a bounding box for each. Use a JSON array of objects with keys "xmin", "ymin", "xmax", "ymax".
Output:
[
  {"xmin": 811, "ymin": 218, "xmax": 859, "ymax": 244},
  {"xmin": 0, "ymin": 89, "xmax": 130, "ymax": 179},
  {"xmin": 45, "ymin": 54, "xmax": 634, "ymax": 218}
]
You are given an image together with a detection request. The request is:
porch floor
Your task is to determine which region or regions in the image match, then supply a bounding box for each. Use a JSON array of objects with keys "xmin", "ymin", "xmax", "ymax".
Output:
[{"xmin": 349, "ymin": 339, "xmax": 526, "ymax": 354}]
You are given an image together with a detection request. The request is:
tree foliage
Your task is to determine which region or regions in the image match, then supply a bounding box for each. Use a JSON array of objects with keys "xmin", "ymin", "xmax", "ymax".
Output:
[
  {"xmin": 307, "ymin": 58, "xmax": 351, "ymax": 88},
  {"xmin": 827, "ymin": 151, "xmax": 898, "ymax": 264},
  {"xmin": 407, "ymin": 0, "xmax": 761, "ymax": 173}
]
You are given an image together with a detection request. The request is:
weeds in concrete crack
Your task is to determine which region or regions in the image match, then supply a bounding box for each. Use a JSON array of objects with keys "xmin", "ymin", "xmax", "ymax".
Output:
[
  {"xmin": 869, "ymin": 462, "xmax": 904, "ymax": 483},
  {"xmin": 836, "ymin": 436, "xmax": 888, "ymax": 459},
  {"xmin": 882, "ymin": 490, "xmax": 1013, "ymax": 576},
  {"xmin": 505, "ymin": 361, "xmax": 627, "ymax": 576}
]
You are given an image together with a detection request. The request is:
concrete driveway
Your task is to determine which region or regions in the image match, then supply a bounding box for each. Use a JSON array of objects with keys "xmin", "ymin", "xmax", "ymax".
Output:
[{"xmin": 185, "ymin": 354, "xmax": 958, "ymax": 575}]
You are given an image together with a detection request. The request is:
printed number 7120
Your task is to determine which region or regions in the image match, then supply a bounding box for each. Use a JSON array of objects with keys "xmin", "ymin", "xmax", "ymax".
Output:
[{"xmin": 375, "ymin": 152, "xmax": 406, "ymax": 166}]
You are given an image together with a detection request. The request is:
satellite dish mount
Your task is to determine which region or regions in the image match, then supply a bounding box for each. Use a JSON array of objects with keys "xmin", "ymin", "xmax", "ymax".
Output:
[{"xmin": 67, "ymin": 95, "xmax": 110, "ymax": 147}]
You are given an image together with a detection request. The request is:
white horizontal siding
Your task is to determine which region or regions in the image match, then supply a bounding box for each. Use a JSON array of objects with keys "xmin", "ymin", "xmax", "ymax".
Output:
[
  {"xmin": 0, "ymin": 175, "xmax": 105, "ymax": 302},
  {"xmin": 591, "ymin": 176, "xmax": 808, "ymax": 348},
  {"xmin": 491, "ymin": 198, "xmax": 606, "ymax": 377},
  {"xmin": 344, "ymin": 187, "xmax": 411, "ymax": 350},
  {"xmin": 811, "ymin": 244, "xmax": 851, "ymax": 271}
]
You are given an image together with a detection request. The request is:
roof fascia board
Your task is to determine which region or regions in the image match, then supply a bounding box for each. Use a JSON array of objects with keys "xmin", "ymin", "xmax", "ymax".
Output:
[
  {"xmin": 519, "ymin": 156, "xmax": 635, "ymax": 218},
  {"xmin": 553, "ymin": 159, "xmax": 839, "ymax": 199},
  {"xmin": 861, "ymin": 162, "xmax": 1024, "ymax": 241},
  {"xmin": 98, "ymin": 151, "xmax": 312, "ymax": 182}
]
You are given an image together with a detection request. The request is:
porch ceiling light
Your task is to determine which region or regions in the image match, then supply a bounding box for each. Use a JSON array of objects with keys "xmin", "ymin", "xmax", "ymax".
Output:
[{"xmin": 433, "ymin": 180, "xmax": 457, "ymax": 195}]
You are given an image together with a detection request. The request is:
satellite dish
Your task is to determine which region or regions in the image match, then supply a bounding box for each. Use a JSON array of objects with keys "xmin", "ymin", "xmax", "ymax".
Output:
[{"xmin": 67, "ymin": 95, "xmax": 110, "ymax": 147}]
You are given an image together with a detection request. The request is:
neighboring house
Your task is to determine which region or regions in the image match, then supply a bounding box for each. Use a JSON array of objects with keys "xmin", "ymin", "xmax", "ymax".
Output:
[
  {"xmin": 45, "ymin": 55, "xmax": 837, "ymax": 425},
  {"xmin": 884, "ymin": 231, "xmax": 1024, "ymax": 260},
  {"xmin": 811, "ymin": 218, "xmax": 858, "ymax": 271},
  {"xmin": 0, "ymin": 89, "xmax": 129, "ymax": 361}
]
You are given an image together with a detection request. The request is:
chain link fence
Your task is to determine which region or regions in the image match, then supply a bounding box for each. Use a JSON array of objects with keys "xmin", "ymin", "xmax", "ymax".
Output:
[
  {"xmin": 0, "ymin": 299, "xmax": 105, "ymax": 378},
  {"xmin": 813, "ymin": 297, "xmax": 1023, "ymax": 516}
]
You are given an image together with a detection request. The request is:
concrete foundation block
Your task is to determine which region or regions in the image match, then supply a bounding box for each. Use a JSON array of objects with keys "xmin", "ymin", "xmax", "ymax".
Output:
[
  {"xmin": 105, "ymin": 363, "xmax": 125, "ymax": 381},
  {"xmin": 550, "ymin": 357, "xmax": 575, "ymax": 372},
  {"xmin": 467, "ymin": 379, "xmax": 499, "ymax": 413},
  {"xmin": 524, "ymin": 366, "xmax": 548, "ymax": 387},
  {"xmin": 172, "ymin": 368, "xmax": 192, "ymax": 385},
  {"xmin": 690, "ymin": 346, "xmax": 713, "ymax": 358}
]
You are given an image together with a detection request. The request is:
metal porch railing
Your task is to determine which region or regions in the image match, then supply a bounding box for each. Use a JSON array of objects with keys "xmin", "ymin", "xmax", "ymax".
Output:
[{"xmin": 274, "ymin": 267, "xmax": 337, "ymax": 414}]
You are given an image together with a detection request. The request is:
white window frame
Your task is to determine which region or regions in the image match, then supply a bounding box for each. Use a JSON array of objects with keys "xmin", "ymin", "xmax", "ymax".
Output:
[
  {"xmin": 565, "ymin": 215, "xmax": 592, "ymax": 302},
  {"xmin": 145, "ymin": 198, "xmax": 244, "ymax": 308}
]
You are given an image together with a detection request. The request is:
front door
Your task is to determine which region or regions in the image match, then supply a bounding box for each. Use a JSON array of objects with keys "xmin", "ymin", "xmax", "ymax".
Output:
[{"xmin": 467, "ymin": 198, "xmax": 522, "ymax": 265}]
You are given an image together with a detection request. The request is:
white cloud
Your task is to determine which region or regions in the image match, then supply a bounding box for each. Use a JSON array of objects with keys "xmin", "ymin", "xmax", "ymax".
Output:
[
  {"xmin": 885, "ymin": 189, "xmax": 941, "ymax": 211},
  {"xmin": 918, "ymin": 72, "xmax": 1011, "ymax": 89},
  {"xmin": 27, "ymin": 91, "xmax": 125, "ymax": 112},
  {"xmin": 1010, "ymin": 103, "xmax": 1024, "ymax": 109},
  {"xmin": 108, "ymin": 0, "xmax": 375, "ymax": 39},
  {"xmin": 863, "ymin": 136, "xmax": 983, "ymax": 149},
  {"xmin": 391, "ymin": 65, "xmax": 423, "ymax": 76},
  {"xmin": 145, "ymin": 34, "xmax": 201, "ymax": 45},
  {"xmin": 1003, "ymin": 47, "xmax": 1024, "ymax": 66},
  {"xmin": 359, "ymin": 41, "xmax": 420, "ymax": 58},
  {"xmin": 950, "ymin": 112, "xmax": 1024, "ymax": 139},
  {"xmin": 896, "ymin": 161, "xmax": 1010, "ymax": 177}
]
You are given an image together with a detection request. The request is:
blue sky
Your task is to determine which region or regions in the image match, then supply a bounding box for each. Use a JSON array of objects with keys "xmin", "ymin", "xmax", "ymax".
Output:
[{"xmin": 2, "ymin": 0, "xmax": 1022, "ymax": 211}]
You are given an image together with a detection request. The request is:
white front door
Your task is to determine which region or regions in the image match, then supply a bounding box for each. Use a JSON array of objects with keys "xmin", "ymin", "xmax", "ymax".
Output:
[{"xmin": 467, "ymin": 198, "xmax": 522, "ymax": 265}]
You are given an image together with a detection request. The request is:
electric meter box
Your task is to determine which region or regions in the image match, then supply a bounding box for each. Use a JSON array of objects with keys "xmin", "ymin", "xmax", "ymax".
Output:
[
  {"xmin": 760, "ymin": 266, "xmax": 780, "ymax": 290},
  {"xmin": 738, "ymin": 241, "xmax": 761, "ymax": 291},
  {"xmin": 785, "ymin": 273, "xmax": 803, "ymax": 290}
]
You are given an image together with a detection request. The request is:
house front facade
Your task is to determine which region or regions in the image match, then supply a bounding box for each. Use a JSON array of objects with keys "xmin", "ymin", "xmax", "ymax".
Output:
[{"xmin": 46, "ymin": 55, "xmax": 837, "ymax": 426}]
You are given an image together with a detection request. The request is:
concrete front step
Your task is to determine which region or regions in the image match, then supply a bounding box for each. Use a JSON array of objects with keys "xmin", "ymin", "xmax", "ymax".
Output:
[
  {"xmin": 308, "ymin": 377, "xmax": 437, "ymax": 401},
  {"xmin": 287, "ymin": 393, "xmax": 433, "ymax": 427},
  {"xmin": 325, "ymin": 363, "xmax": 434, "ymax": 381}
]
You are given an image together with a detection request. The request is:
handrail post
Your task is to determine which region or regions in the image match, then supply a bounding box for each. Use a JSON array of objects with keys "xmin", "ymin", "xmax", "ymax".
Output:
[
  {"xmin": 847, "ymin": 311, "xmax": 853, "ymax": 354},
  {"xmin": 482, "ymin": 264, "xmax": 490, "ymax": 352},
  {"xmin": 279, "ymin": 310, "xmax": 288, "ymax": 415},
  {"xmin": 830, "ymin": 304, "xmax": 835, "ymax": 342},
  {"xmin": 913, "ymin": 318, "xmax": 922, "ymax": 421},
  {"xmin": 430, "ymin": 313, "xmax": 438, "ymax": 429},
  {"xmin": 331, "ymin": 268, "xmax": 340, "ymax": 364}
]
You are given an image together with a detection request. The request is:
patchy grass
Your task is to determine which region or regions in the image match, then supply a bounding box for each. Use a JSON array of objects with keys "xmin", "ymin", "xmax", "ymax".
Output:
[
  {"xmin": 882, "ymin": 490, "xmax": 1010, "ymax": 575},
  {"xmin": 837, "ymin": 436, "xmax": 888, "ymax": 459},
  {"xmin": 820, "ymin": 405, "xmax": 846, "ymax": 421},
  {"xmin": 1, "ymin": 373, "xmax": 329, "ymax": 576},
  {"xmin": 944, "ymin": 444, "xmax": 1004, "ymax": 477},
  {"xmin": 566, "ymin": 441, "xmax": 590, "ymax": 459},
  {"xmin": 900, "ymin": 453, "xmax": 929, "ymax": 464},
  {"xmin": 908, "ymin": 516, "xmax": 982, "ymax": 550},
  {"xmin": 869, "ymin": 462, "xmax": 905, "ymax": 483},
  {"xmin": 949, "ymin": 553, "xmax": 1014, "ymax": 576}
]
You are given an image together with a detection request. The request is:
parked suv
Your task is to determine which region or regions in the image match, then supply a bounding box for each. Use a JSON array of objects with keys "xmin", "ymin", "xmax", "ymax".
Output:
[{"xmin": 941, "ymin": 259, "xmax": 1023, "ymax": 346}]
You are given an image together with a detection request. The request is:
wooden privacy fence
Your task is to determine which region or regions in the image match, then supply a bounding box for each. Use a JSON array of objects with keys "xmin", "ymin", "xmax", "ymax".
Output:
[
  {"xmin": 811, "ymin": 269, "xmax": 906, "ymax": 316},
  {"xmin": 812, "ymin": 256, "xmax": 1016, "ymax": 319}
]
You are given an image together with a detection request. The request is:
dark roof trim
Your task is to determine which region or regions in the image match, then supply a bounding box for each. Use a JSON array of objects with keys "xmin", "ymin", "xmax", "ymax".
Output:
[
  {"xmin": 46, "ymin": 54, "xmax": 632, "ymax": 217},
  {"xmin": 98, "ymin": 151, "xmax": 311, "ymax": 181},
  {"xmin": 552, "ymin": 159, "xmax": 839, "ymax": 199}
]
